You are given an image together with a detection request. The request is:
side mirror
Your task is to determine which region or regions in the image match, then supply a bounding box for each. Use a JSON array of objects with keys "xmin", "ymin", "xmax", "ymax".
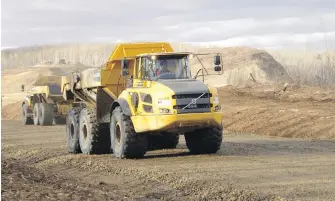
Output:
[
  {"xmin": 121, "ymin": 58, "xmax": 129, "ymax": 76},
  {"xmin": 214, "ymin": 55, "xmax": 221, "ymax": 65},
  {"xmin": 214, "ymin": 54, "xmax": 222, "ymax": 72},
  {"xmin": 76, "ymin": 74, "xmax": 81, "ymax": 82},
  {"xmin": 214, "ymin": 66, "xmax": 222, "ymax": 72}
]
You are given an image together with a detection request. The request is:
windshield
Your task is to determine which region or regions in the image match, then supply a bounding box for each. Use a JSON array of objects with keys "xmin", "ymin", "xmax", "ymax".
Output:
[{"xmin": 141, "ymin": 55, "xmax": 192, "ymax": 80}]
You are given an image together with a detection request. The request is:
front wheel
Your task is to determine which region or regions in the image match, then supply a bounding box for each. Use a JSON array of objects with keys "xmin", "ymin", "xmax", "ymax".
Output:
[
  {"xmin": 66, "ymin": 108, "xmax": 81, "ymax": 153},
  {"xmin": 110, "ymin": 106, "xmax": 148, "ymax": 159},
  {"xmin": 39, "ymin": 103, "xmax": 54, "ymax": 126},
  {"xmin": 33, "ymin": 103, "xmax": 40, "ymax": 125},
  {"xmin": 184, "ymin": 127, "xmax": 223, "ymax": 154},
  {"xmin": 21, "ymin": 103, "xmax": 33, "ymax": 125}
]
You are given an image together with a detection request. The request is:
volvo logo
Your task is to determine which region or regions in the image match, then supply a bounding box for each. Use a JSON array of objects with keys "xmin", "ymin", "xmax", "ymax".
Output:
[{"xmin": 181, "ymin": 93, "xmax": 206, "ymax": 110}]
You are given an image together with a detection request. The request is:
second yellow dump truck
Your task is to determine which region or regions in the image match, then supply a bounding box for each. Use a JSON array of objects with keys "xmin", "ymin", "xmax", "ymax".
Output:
[
  {"xmin": 21, "ymin": 76, "xmax": 71, "ymax": 126},
  {"xmin": 62, "ymin": 42, "xmax": 223, "ymax": 159}
]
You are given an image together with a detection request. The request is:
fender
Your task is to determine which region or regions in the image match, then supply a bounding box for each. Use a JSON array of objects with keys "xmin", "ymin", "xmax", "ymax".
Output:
[
  {"xmin": 22, "ymin": 97, "xmax": 33, "ymax": 113},
  {"xmin": 111, "ymin": 98, "xmax": 132, "ymax": 116},
  {"xmin": 23, "ymin": 96, "xmax": 32, "ymax": 107}
]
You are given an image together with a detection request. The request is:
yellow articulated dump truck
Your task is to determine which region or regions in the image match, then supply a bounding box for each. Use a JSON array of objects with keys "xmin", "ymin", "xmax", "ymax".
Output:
[
  {"xmin": 21, "ymin": 76, "xmax": 72, "ymax": 126},
  {"xmin": 62, "ymin": 42, "xmax": 223, "ymax": 159}
]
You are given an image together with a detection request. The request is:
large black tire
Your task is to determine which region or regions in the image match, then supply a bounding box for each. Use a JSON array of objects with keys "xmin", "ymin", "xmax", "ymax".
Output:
[
  {"xmin": 78, "ymin": 108, "xmax": 111, "ymax": 154},
  {"xmin": 110, "ymin": 106, "xmax": 148, "ymax": 159},
  {"xmin": 21, "ymin": 103, "xmax": 33, "ymax": 125},
  {"xmin": 38, "ymin": 103, "xmax": 54, "ymax": 126},
  {"xmin": 147, "ymin": 132, "xmax": 179, "ymax": 151},
  {"xmin": 184, "ymin": 127, "xmax": 223, "ymax": 154},
  {"xmin": 66, "ymin": 108, "xmax": 81, "ymax": 154},
  {"xmin": 33, "ymin": 103, "xmax": 40, "ymax": 125},
  {"xmin": 54, "ymin": 116, "xmax": 66, "ymax": 125}
]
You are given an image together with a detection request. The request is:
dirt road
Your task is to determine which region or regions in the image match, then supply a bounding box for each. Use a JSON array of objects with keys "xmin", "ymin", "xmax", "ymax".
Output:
[{"xmin": 2, "ymin": 120, "xmax": 335, "ymax": 201}]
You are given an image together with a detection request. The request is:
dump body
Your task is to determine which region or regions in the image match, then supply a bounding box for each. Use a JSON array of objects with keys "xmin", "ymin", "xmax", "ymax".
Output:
[{"xmin": 62, "ymin": 42, "xmax": 174, "ymax": 97}]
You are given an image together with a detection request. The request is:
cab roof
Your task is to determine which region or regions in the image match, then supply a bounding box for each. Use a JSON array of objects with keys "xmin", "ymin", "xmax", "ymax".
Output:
[{"xmin": 136, "ymin": 52, "xmax": 192, "ymax": 57}]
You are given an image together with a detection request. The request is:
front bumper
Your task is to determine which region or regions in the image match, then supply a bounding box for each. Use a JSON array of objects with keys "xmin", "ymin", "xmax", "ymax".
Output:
[{"xmin": 131, "ymin": 112, "xmax": 222, "ymax": 133}]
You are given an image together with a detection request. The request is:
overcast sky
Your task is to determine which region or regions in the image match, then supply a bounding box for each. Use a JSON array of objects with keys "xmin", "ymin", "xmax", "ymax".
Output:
[{"xmin": 1, "ymin": 0, "xmax": 335, "ymax": 50}]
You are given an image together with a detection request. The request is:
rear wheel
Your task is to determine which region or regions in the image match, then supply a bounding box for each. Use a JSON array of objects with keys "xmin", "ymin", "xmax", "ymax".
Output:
[
  {"xmin": 39, "ymin": 103, "xmax": 54, "ymax": 126},
  {"xmin": 79, "ymin": 108, "xmax": 111, "ymax": 154},
  {"xmin": 66, "ymin": 108, "xmax": 81, "ymax": 153},
  {"xmin": 147, "ymin": 132, "xmax": 179, "ymax": 151},
  {"xmin": 21, "ymin": 103, "xmax": 33, "ymax": 125},
  {"xmin": 110, "ymin": 106, "xmax": 148, "ymax": 159},
  {"xmin": 33, "ymin": 103, "xmax": 40, "ymax": 125},
  {"xmin": 184, "ymin": 127, "xmax": 223, "ymax": 154}
]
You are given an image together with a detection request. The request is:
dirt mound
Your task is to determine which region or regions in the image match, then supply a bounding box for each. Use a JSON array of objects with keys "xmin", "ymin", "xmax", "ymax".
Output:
[
  {"xmin": 2, "ymin": 67, "xmax": 60, "ymax": 94},
  {"xmin": 220, "ymin": 84, "xmax": 335, "ymax": 140},
  {"xmin": 1, "ymin": 63, "xmax": 91, "ymax": 94},
  {"xmin": 222, "ymin": 83, "xmax": 335, "ymax": 103},
  {"xmin": 1, "ymin": 101, "xmax": 22, "ymax": 120},
  {"xmin": 193, "ymin": 47, "xmax": 292, "ymax": 87}
]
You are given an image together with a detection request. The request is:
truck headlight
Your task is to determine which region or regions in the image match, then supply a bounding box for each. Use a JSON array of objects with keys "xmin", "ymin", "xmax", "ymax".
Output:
[
  {"xmin": 213, "ymin": 96, "xmax": 220, "ymax": 105},
  {"xmin": 213, "ymin": 96, "xmax": 221, "ymax": 111},
  {"xmin": 157, "ymin": 99, "xmax": 171, "ymax": 106}
]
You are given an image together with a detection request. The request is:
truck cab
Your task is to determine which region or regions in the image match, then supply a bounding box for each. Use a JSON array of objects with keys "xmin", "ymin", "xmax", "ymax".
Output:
[{"xmin": 118, "ymin": 52, "xmax": 223, "ymax": 134}]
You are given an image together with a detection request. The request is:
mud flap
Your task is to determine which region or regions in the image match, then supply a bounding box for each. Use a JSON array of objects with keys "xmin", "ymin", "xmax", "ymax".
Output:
[{"xmin": 96, "ymin": 87, "xmax": 114, "ymax": 124}]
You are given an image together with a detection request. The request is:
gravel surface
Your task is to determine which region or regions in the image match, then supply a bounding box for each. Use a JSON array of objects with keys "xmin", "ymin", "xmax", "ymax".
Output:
[{"xmin": 2, "ymin": 120, "xmax": 335, "ymax": 200}]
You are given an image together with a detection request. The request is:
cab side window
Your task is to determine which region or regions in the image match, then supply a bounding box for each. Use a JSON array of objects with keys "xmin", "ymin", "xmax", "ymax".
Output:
[
  {"xmin": 133, "ymin": 58, "xmax": 138, "ymax": 79},
  {"xmin": 141, "ymin": 58, "xmax": 152, "ymax": 79},
  {"xmin": 141, "ymin": 58, "xmax": 146, "ymax": 79}
]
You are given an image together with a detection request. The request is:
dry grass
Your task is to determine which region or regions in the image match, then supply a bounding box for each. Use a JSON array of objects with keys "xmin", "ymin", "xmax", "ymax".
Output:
[{"xmin": 269, "ymin": 50, "xmax": 335, "ymax": 87}]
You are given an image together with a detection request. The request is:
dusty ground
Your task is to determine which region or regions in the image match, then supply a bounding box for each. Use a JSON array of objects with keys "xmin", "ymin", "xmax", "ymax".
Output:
[
  {"xmin": 2, "ymin": 120, "xmax": 335, "ymax": 201},
  {"xmin": 220, "ymin": 84, "xmax": 335, "ymax": 140},
  {"xmin": 1, "ymin": 101, "xmax": 22, "ymax": 120}
]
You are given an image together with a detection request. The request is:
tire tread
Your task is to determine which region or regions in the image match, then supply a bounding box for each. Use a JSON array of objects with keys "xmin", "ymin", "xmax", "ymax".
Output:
[
  {"xmin": 39, "ymin": 103, "xmax": 54, "ymax": 126},
  {"xmin": 184, "ymin": 127, "xmax": 223, "ymax": 154},
  {"xmin": 80, "ymin": 108, "xmax": 110, "ymax": 154},
  {"xmin": 111, "ymin": 107, "xmax": 147, "ymax": 158},
  {"xmin": 66, "ymin": 107, "xmax": 81, "ymax": 153}
]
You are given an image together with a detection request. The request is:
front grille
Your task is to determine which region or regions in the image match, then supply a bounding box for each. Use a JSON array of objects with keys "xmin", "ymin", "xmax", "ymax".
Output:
[
  {"xmin": 172, "ymin": 92, "xmax": 211, "ymax": 114},
  {"xmin": 172, "ymin": 93, "xmax": 212, "ymax": 99},
  {"xmin": 173, "ymin": 104, "xmax": 212, "ymax": 110}
]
